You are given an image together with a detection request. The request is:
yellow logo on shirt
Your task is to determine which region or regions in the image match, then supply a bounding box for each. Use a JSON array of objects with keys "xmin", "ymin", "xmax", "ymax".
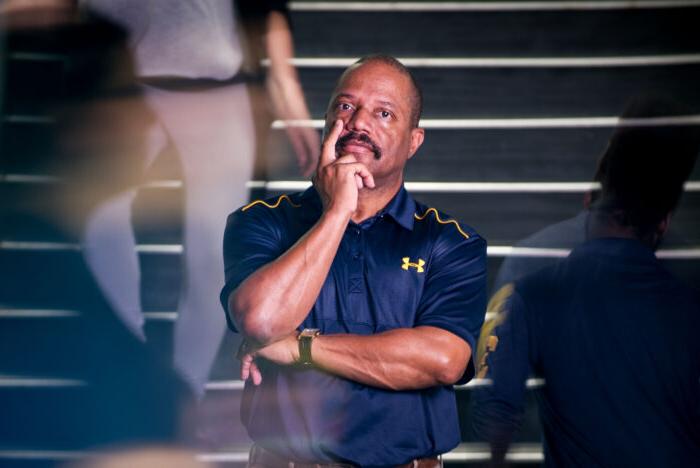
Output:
[{"xmin": 402, "ymin": 257, "xmax": 425, "ymax": 273}]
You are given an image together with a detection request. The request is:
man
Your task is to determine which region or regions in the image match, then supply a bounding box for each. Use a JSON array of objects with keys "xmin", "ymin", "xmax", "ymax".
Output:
[
  {"xmin": 220, "ymin": 55, "xmax": 488, "ymax": 467},
  {"xmin": 475, "ymin": 96, "xmax": 699, "ymax": 375},
  {"xmin": 490, "ymin": 97, "xmax": 697, "ymax": 295},
  {"xmin": 472, "ymin": 114, "xmax": 700, "ymax": 466}
]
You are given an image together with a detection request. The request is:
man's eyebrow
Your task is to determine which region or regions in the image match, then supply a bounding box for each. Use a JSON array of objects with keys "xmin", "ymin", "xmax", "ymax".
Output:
[{"xmin": 334, "ymin": 93, "xmax": 355, "ymax": 101}]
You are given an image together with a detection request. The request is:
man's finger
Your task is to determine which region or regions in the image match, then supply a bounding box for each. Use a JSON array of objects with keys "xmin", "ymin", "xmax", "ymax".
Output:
[
  {"xmin": 336, "ymin": 162, "xmax": 375, "ymax": 189},
  {"xmin": 355, "ymin": 174, "xmax": 364, "ymax": 190},
  {"xmin": 319, "ymin": 119, "xmax": 344, "ymax": 169},
  {"xmin": 358, "ymin": 167, "xmax": 375, "ymax": 189},
  {"xmin": 334, "ymin": 154, "xmax": 358, "ymax": 165},
  {"xmin": 240, "ymin": 354, "xmax": 253, "ymax": 380},
  {"xmin": 251, "ymin": 362, "xmax": 262, "ymax": 386}
]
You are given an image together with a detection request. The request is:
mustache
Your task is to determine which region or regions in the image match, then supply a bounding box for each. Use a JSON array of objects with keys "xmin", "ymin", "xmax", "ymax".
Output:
[{"xmin": 336, "ymin": 131, "xmax": 382, "ymax": 160}]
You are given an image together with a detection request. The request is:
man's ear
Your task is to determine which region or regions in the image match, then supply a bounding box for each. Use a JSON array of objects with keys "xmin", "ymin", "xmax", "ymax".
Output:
[{"xmin": 407, "ymin": 127, "xmax": 425, "ymax": 159}]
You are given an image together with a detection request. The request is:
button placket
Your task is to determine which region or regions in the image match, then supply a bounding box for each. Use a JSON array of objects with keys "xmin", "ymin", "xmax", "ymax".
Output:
[{"xmin": 348, "ymin": 225, "xmax": 364, "ymax": 294}]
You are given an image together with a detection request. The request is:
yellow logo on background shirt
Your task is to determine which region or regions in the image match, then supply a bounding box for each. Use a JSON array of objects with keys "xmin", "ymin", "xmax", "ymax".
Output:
[{"xmin": 402, "ymin": 257, "xmax": 425, "ymax": 273}]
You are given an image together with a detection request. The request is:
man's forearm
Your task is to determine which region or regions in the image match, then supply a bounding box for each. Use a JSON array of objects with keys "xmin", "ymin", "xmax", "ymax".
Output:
[
  {"xmin": 252, "ymin": 327, "xmax": 472, "ymax": 390},
  {"xmin": 229, "ymin": 209, "xmax": 349, "ymax": 345},
  {"xmin": 311, "ymin": 326, "xmax": 471, "ymax": 390}
]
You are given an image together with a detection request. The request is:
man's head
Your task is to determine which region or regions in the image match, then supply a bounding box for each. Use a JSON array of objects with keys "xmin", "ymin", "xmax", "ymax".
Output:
[
  {"xmin": 591, "ymin": 95, "xmax": 700, "ymax": 243},
  {"xmin": 324, "ymin": 55, "xmax": 424, "ymax": 186}
]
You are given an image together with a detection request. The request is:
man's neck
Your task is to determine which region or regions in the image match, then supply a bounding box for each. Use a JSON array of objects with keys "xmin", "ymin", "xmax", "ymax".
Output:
[
  {"xmin": 586, "ymin": 211, "xmax": 660, "ymax": 250},
  {"xmin": 351, "ymin": 177, "xmax": 403, "ymax": 224}
]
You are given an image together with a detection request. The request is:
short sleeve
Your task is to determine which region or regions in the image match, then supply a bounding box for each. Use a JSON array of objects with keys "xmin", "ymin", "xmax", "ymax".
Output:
[
  {"xmin": 415, "ymin": 231, "xmax": 488, "ymax": 384},
  {"xmin": 219, "ymin": 206, "xmax": 285, "ymax": 332}
]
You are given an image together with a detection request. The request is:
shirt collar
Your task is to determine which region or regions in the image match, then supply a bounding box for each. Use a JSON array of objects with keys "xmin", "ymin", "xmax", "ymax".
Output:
[
  {"xmin": 381, "ymin": 185, "xmax": 416, "ymax": 231},
  {"xmin": 299, "ymin": 184, "xmax": 416, "ymax": 230}
]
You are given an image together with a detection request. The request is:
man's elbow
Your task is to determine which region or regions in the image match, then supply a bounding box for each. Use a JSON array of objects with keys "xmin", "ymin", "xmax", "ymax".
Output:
[
  {"xmin": 228, "ymin": 292, "xmax": 277, "ymax": 345},
  {"xmin": 434, "ymin": 346, "xmax": 471, "ymax": 385}
]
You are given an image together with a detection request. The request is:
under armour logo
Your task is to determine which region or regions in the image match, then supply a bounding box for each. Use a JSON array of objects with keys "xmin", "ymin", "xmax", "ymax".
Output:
[{"xmin": 401, "ymin": 257, "xmax": 425, "ymax": 273}]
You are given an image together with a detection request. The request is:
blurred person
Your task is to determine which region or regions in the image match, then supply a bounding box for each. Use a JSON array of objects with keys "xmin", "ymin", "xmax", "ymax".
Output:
[
  {"xmin": 77, "ymin": 0, "xmax": 319, "ymax": 396},
  {"xmin": 492, "ymin": 96, "xmax": 698, "ymax": 293},
  {"xmin": 471, "ymin": 104, "xmax": 700, "ymax": 466},
  {"xmin": 221, "ymin": 55, "xmax": 488, "ymax": 467},
  {"xmin": 476, "ymin": 96, "xmax": 700, "ymax": 371},
  {"xmin": 0, "ymin": 5, "xmax": 191, "ymax": 457}
]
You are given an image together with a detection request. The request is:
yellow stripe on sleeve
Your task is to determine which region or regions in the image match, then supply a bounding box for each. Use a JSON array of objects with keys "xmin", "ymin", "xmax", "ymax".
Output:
[
  {"xmin": 241, "ymin": 195, "xmax": 301, "ymax": 212},
  {"xmin": 414, "ymin": 207, "xmax": 470, "ymax": 239}
]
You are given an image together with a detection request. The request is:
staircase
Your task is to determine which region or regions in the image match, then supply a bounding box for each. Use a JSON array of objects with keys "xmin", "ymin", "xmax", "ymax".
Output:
[{"xmin": 2, "ymin": 1, "xmax": 699, "ymax": 466}]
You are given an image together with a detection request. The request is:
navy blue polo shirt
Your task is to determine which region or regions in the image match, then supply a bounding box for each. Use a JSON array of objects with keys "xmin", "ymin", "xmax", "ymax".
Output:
[
  {"xmin": 220, "ymin": 186, "xmax": 487, "ymax": 466},
  {"xmin": 472, "ymin": 238, "xmax": 700, "ymax": 467}
]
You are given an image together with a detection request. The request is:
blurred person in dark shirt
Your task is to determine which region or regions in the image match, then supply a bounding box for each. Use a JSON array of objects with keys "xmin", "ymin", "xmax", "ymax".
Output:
[{"xmin": 472, "ymin": 97, "xmax": 700, "ymax": 467}]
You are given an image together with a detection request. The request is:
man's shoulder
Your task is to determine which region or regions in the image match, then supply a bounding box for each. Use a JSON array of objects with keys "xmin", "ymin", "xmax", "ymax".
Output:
[
  {"xmin": 223, "ymin": 191, "xmax": 313, "ymax": 244},
  {"xmin": 514, "ymin": 211, "xmax": 587, "ymax": 249},
  {"xmin": 238, "ymin": 192, "xmax": 306, "ymax": 215},
  {"xmin": 228, "ymin": 191, "xmax": 309, "ymax": 224},
  {"xmin": 412, "ymin": 201, "xmax": 484, "ymax": 246},
  {"xmin": 493, "ymin": 211, "xmax": 587, "ymax": 290}
]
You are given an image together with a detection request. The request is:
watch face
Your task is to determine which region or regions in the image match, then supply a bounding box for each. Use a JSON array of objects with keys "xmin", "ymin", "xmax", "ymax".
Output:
[{"xmin": 300, "ymin": 328, "xmax": 321, "ymax": 337}]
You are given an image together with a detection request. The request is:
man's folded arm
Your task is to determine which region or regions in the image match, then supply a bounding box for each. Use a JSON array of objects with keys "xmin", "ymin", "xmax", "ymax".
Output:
[
  {"xmin": 254, "ymin": 231, "xmax": 488, "ymax": 391},
  {"xmin": 224, "ymin": 207, "xmax": 350, "ymax": 346},
  {"xmin": 310, "ymin": 326, "xmax": 472, "ymax": 390}
]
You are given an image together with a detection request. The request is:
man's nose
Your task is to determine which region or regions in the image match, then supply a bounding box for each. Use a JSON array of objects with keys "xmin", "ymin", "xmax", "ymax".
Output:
[{"xmin": 347, "ymin": 107, "xmax": 371, "ymax": 134}]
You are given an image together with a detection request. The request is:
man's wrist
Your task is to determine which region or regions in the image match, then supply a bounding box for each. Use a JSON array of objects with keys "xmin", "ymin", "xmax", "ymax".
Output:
[
  {"xmin": 297, "ymin": 329, "xmax": 321, "ymax": 365},
  {"xmin": 321, "ymin": 205, "xmax": 353, "ymax": 227}
]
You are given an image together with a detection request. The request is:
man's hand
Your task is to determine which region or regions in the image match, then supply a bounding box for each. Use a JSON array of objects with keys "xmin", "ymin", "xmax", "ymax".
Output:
[
  {"xmin": 313, "ymin": 120, "xmax": 375, "ymax": 216},
  {"xmin": 239, "ymin": 334, "xmax": 300, "ymax": 386}
]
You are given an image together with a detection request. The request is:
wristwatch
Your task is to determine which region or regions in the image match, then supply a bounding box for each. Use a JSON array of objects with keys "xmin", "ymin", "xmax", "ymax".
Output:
[{"xmin": 297, "ymin": 328, "xmax": 321, "ymax": 365}]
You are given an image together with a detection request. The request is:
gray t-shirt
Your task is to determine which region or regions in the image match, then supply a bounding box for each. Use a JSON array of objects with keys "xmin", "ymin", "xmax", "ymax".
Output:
[{"xmin": 82, "ymin": 0, "xmax": 243, "ymax": 79}]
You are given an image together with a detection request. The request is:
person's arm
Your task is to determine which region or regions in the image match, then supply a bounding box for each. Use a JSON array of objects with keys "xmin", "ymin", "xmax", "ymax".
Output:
[
  {"xmin": 472, "ymin": 291, "xmax": 532, "ymax": 465},
  {"xmin": 228, "ymin": 120, "xmax": 374, "ymax": 346},
  {"xmin": 246, "ymin": 326, "xmax": 471, "ymax": 390},
  {"xmin": 264, "ymin": 9, "xmax": 320, "ymax": 176},
  {"xmin": 242, "ymin": 221, "xmax": 488, "ymax": 390}
]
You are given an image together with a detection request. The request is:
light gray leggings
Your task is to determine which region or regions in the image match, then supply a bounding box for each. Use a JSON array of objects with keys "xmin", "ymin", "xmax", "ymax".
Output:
[{"xmin": 83, "ymin": 83, "xmax": 255, "ymax": 396}]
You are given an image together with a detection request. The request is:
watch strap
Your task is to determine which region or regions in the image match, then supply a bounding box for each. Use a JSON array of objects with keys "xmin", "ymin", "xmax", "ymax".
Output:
[{"xmin": 298, "ymin": 328, "xmax": 320, "ymax": 365}]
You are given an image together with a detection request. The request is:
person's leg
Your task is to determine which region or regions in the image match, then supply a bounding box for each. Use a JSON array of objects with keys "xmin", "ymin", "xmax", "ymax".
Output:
[
  {"xmin": 82, "ymin": 119, "xmax": 168, "ymax": 341},
  {"xmin": 151, "ymin": 84, "xmax": 255, "ymax": 395}
]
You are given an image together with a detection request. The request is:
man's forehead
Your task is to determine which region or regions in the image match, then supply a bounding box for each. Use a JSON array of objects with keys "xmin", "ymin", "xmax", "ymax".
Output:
[{"xmin": 332, "ymin": 62, "xmax": 411, "ymax": 105}]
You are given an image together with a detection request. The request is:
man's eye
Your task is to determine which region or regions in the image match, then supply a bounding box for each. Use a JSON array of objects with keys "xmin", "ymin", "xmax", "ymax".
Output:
[
  {"xmin": 338, "ymin": 103, "xmax": 352, "ymax": 111},
  {"xmin": 380, "ymin": 110, "xmax": 391, "ymax": 119}
]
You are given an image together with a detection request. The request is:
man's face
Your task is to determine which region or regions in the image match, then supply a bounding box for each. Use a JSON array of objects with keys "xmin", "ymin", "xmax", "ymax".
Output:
[{"xmin": 324, "ymin": 61, "xmax": 424, "ymax": 185}]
